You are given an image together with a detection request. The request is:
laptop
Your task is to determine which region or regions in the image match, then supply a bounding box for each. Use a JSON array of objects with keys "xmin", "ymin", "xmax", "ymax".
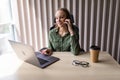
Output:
[{"xmin": 9, "ymin": 40, "xmax": 60, "ymax": 68}]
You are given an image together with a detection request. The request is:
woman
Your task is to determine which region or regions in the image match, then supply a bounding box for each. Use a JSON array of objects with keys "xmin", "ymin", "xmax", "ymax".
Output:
[{"xmin": 40, "ymin": 8, "xmax": 81, "ymax": 55}]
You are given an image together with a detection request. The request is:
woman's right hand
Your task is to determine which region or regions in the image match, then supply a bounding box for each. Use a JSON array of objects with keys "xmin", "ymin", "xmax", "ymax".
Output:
[{"xmin": 40, "ymin": 48, "xmax": 52, "ymax": 55}]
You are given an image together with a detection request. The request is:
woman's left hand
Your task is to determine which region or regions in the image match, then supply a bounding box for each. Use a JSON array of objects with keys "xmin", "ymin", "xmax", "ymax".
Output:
[{"xmin": 64, "ymin": 19, "xmax": 74, "ymax": 36}]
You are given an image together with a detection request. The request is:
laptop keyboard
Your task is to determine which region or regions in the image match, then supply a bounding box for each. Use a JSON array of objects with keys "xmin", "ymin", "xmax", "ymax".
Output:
[{"xmin": 37, "ymin": 58, "xmax": 48, "ymax": 65}]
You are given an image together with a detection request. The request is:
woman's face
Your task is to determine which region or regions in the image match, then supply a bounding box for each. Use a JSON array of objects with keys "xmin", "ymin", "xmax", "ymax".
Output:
[{"xmin": 55, "ymin": 10, "xmax": 67, "ymax": 27}]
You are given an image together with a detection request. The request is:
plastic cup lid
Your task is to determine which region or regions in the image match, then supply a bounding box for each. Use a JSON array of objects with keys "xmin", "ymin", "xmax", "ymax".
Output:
[{"xmin": 90, "ymin": 45, "xmax": 100, "ymax": 50}]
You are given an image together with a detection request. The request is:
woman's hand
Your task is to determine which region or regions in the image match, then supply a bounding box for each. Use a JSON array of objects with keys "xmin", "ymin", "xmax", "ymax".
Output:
[
  {"xmin": 64, "ymin": 19, "xmax": 74, "ymax": 36},
  {"xmin": 40, "ymin": 48, "xmax": 52, "ymax": 55}
]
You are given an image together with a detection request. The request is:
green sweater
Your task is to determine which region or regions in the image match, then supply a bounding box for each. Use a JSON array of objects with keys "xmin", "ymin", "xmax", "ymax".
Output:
[{"xmin": 48, "ymin": 26, "xmax": 80, "ymax": 55}]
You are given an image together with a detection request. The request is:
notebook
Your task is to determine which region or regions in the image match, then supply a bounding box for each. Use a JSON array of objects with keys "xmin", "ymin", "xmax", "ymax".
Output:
[{"xmin": 9, "ymin": 40, "xmax": 60, "ymax": 68}]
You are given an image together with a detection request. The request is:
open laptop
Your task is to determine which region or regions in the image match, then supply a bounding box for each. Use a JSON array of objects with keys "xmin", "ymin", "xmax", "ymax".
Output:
[{"xmin": 9, "ymin": 40, "xmax": 60, "ymax": 68}]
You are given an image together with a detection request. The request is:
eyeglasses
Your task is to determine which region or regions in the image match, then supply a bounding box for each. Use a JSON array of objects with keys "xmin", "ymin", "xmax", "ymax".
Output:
[{"xmin": 72, "ymin": 60, "xmax": 89, "ymax": 68}]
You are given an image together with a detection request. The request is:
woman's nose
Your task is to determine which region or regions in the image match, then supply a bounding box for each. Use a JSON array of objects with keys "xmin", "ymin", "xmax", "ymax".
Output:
[{"xmin": 58, "ymin": 18, "xmax": 60, "ymax": 21}]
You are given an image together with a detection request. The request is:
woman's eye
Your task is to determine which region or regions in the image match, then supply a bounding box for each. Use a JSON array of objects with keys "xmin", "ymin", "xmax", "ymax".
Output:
[
  {"xmin": 61, "ymin": 17, "xmax": 64, "ymax": 19},
  {"xmin": 55, "ymin": 17, "xmax": 65, "ymax": 20}
]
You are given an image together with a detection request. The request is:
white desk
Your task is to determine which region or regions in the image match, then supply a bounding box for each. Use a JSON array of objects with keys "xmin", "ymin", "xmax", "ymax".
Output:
[{"xmin": 0, "ymin": 52, "xmax": 120, "ymax": 80}]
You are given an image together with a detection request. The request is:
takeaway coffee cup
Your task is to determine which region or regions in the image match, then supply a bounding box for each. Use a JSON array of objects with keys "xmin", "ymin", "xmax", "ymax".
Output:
[{"xmin": 89, "ymin": 45, "xmax": 100, "ymax": 63}]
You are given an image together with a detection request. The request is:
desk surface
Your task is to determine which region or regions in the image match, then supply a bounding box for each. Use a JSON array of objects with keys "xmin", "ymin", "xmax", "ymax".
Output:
[{"xmin": 0, "ymin": 52, "xmax": 120, "ymax": 80}]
